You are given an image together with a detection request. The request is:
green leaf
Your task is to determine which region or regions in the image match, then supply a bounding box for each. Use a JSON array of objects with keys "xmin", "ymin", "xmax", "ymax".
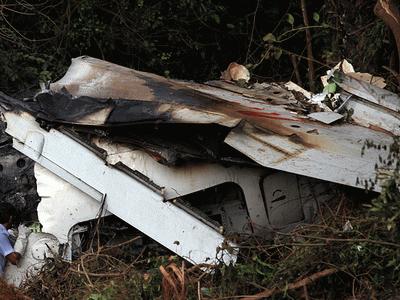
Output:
[
  {"xmin": 29, "ymin": 222, "xmax": 42, "ymax": 233},
  {"xmin": 323, "ymin": 82, "xmax": 337, "ymax": 94},
  {"xmin": 87, "ymin": 294, "xmax": 108, "ymax": 300},
  {"xmin": 201, "ymin": 287, "xmax": 212, "ymax": 297},
  {"xmin": 287, "ymin": 13, "xmax": 294, "ymax": 25},
  {"xmin": 313, "ymin": 12, "xmax": 320, "ymax": 22},
  {"xmin": 211, "ymin": 14, "xmax": 220, "ymax": 24},
  {"xmin": 263, "ymin": 33, "xmax": 276, "ymax": 43}
]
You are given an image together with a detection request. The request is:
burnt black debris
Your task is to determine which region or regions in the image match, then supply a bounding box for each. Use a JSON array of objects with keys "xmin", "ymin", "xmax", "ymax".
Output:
[
  {"xmin": 0, "ymin": 121, "xmax": 39, "ymax": 221},
  {"xmin": 0, "ymin": 90, "xmax": 252, "ymax": 166}
]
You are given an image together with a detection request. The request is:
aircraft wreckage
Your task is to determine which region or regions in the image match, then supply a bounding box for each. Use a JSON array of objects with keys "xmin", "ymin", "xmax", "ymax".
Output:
[{"xmin": 0, "ymin": 56, "xmax": 399, "ymax": 284}]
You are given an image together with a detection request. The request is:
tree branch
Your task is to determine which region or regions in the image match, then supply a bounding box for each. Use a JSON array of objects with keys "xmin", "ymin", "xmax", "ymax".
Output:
[
  {"xmin": 374, "ymin": 0, "xmax": 400, "ymax": 85},
  {"xmin": 300, "ymin": 0, "xmax": 316, "ymax": 92},
  {"xmin": 240, "ymin": 268, "xmax": 338, "ymax": 299}
]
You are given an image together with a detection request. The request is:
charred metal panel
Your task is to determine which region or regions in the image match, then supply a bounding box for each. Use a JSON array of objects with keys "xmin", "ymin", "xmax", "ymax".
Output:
[
  {"xmin": 225, "ymin": 121, "xmax": 392, "ymax": 191},
  {"xmin": 35, "ymin": 91, "xmax": 241, "ymax": 127},
  {"xmin": 0, "ymin": 57, "xmax": 397, "ymax": 191}
]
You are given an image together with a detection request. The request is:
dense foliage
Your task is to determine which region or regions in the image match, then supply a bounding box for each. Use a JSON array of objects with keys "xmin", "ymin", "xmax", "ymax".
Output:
[
  {"xmin": 0, "ymin": 0, "xmax": 397, "ymax": 95},
  {"xmin": 19, "ymin": 194, "xmax": 400, "ymax": 299}
]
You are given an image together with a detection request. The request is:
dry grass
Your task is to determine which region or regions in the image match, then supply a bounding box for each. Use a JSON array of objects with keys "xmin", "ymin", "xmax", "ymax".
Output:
[
  {"xmin": 0, "ymin": 278, "xmax": 31, "ymax": 300},
  {"xmin": 15, "ymin": 191, "xmax": 400, "ymax": 299}
]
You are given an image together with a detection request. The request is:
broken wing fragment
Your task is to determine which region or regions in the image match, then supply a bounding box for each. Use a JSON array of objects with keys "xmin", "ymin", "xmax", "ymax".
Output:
[{"xmin": 0, "ymin": 56, "xmax": 397, "ymax": 191}]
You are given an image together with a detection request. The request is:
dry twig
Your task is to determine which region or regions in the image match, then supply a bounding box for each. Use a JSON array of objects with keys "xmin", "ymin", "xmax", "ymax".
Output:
[{"xmin": 240, "ymin": 268, "xmax": 338, "ymax": 299}]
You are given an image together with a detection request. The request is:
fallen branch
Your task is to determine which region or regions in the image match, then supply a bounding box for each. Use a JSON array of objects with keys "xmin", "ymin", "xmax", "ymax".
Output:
[
  {"xmin": 69, "ymin": 268, "xmax": 127, "ymax": 278},
  {"xmin": 240, "ymin": 268, "xmax": 338, "ymax": 299},
  {"xmin": 375, "ymin": 0, "xmax": 400, "ymax": 86},
  {"xmin": 276, "ymin": 232, "xmax": 400, "ymax": 248},
  {"xmin": 100, "ymin": 236, "xmax": 142, "ymax": 254}
]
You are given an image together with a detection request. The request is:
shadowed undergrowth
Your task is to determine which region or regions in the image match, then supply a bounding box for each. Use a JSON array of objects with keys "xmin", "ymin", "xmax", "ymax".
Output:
[{"xmin": 15, "ymin": 189, "xmax": 400, "ymax": 299}]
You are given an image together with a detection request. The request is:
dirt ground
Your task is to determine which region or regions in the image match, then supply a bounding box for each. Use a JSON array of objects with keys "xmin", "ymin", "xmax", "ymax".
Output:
[{"xmin": 0, "ymin": 279, "xmax": 30, "ymax": 300}]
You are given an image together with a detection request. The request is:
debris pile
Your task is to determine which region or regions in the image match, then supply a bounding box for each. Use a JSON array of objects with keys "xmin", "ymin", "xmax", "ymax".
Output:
[
  {"xmin": 21, "ymin": 239, "xmax": 148, "ymax": 299},
  {"xmin": 0, "ymin": 56, "xmax": 398, "ymax": 298}
]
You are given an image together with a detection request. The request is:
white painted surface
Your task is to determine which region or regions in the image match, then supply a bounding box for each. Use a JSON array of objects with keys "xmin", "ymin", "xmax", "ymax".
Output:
[
  {"xmin": 263, "ymin": 173, "xmax": 304, "ymax": 226},
  {"xmin": 92, "ymin": 138, "xmax": 268, "ymax": 229},
  {"xmin": 339, "ymin": 96, "xmax": 400, "ymax": 136},
  {"xmin": 308, "ymin": 112, "xmax": 344, "ymax": 124},
  {"xmin": 35, "ymin": 164, "xmax": 109, "ymax": 244},
  {"xmin": 5, "ymin": 112, "xmax": 236, "ymax": 265},
  {"xmin": 336, "ymin": 74, "xmax": 400, "ymax": 112},
  {"xmin": 4, "ymin": 233, "xmax": 59, "ymax": 287},
  {"xmin": 225, "ymin": 122, "xmax": 393, "ymax": 192}
]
